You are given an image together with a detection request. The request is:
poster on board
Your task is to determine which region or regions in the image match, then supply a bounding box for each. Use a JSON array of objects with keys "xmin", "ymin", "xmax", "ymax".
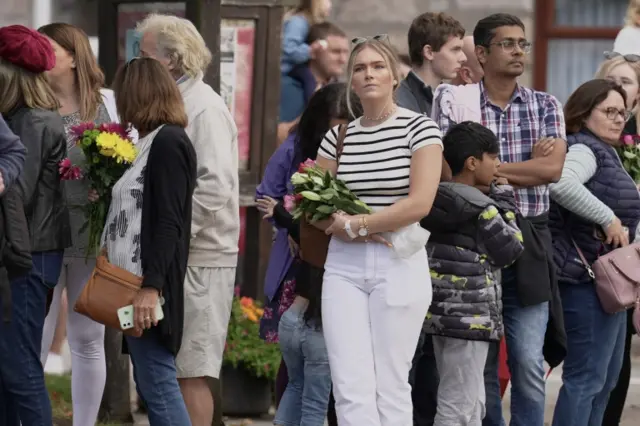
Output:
[
  {"xmin": 220, "ymin": 19, "xmax": 255, "ymax": 172},
  {"xmin": 117, "ymin": 2, "xmax": 186, "ymax": 65}
]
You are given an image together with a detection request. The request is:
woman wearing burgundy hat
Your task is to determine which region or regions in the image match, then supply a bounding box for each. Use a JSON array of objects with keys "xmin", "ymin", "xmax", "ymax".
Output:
[
  {"xmin": 0, "ymin": 25, "xmax": 71, "ymax": 425},
  {"xmin": 37, "ymin": 22, "xmax": 122, "ymax": 426}
]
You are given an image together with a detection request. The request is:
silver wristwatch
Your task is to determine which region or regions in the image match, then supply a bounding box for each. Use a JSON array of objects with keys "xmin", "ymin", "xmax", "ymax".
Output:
[{"xmin": 344, "ymin": 220, "xmax": 357, "ymax": 240}]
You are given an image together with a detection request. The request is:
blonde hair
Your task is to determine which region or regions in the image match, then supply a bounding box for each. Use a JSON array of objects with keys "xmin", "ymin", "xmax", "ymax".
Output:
[
  {"xmin": 136, "ymin": 14, "xmax": 212, "ymax": 78},
  {"xmin": 39, "ymin": 23, "xmax": 105, "ymax": 122},
  {"xmin": 595, "ymin": 56, "xmax": 640, "ymax": 126},
  {"xmin": 345, "ymin": 39, "xmax": 400, "ymax": 117},
  {"xmin": 0, "ymin": 59, "xmax": 59, "ymax": 114},
  {"xmin": 625, "ymin": 0, "xmax": 640, "ymax": 26},
  {"xmin": 295, "ymin": 0, "xmax": 328, "ymax": 25}
]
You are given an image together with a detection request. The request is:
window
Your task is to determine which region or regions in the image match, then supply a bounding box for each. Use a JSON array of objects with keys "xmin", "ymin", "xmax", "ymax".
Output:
[{"xmin": 534, "ymin": 0, "xmax": 628, "ymax": 102}]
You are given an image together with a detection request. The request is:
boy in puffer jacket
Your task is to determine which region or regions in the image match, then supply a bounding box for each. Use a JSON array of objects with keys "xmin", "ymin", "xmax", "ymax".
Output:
[{"xmin": 420, "ymin": 121, "xmax": 524, "ymax": 425}]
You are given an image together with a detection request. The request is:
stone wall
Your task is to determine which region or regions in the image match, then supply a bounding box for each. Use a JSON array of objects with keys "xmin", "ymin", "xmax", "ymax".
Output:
[{"xmin": 331, "ymin": 0, "xmax": 536, "ymax": 86}]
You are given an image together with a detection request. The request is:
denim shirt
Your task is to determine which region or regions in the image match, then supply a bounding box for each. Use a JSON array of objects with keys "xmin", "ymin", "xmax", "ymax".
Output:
[
  {"xmin": 256, "ymin": 133, "xmax": 298, "ymax": 300},
  {"xmin": 281, "ymin": 15, "xmax": 311, "ymax": 74}
]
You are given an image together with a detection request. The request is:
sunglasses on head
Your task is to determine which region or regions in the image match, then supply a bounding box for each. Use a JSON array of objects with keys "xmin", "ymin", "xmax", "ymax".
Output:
[
  {"xmin": 604, "ymin": 51, "xmax": 640, "ymax": 63},
  {"xmin": 351, "ymin": 34, "xmax": 389, "ymax": 46}
]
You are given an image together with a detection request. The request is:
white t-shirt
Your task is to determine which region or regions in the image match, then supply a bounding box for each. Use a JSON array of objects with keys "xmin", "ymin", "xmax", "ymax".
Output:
[{"xmin": 318, "ymin": 107, "xmax": 443, "ymax": 210}]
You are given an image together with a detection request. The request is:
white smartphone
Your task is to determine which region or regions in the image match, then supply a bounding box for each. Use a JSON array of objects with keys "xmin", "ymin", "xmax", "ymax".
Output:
[{"xmin": 117, "ymin": 300, "xmax": 164, "ymax": 330}]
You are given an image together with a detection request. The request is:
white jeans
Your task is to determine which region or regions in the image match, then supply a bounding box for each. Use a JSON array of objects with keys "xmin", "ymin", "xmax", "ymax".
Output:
[
  {"xmin": 41, "ymin": 257, "xmax": 106, "ymax": 426},
  {"xmin": 321, "ymin": 238, "xmax": 431, "ymax": 426}
]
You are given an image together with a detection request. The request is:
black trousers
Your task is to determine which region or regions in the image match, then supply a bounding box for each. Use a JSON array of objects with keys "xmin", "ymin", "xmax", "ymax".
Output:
[
  {"xmin": 602, "ymin": 309, "xmax": 634, "ymax": 426},
  {"xmin": 410, "ymin": 324, "xmax": 438, "ymax": 426}
]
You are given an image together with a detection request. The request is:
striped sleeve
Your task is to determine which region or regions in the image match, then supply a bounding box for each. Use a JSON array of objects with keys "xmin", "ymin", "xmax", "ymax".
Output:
[
  {"xmin": 407, "ymin": 115, "xmax": 443, "ymax": 153},
  {"xmin": 318, "ymin": 125, "xmax": 339, "ymax": 160},
  {"xmin": 549, "ymin": 143, "xmax": 614, "ymax": 227}
]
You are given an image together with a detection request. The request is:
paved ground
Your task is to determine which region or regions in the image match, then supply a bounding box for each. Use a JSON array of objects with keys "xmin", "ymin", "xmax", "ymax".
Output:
[
  {"xmin": 56, "ymin": 339, "xmax": 640, "ymax": 425},
  {"xmin": 134, "ymin": 343, "xmax": 640, "ymax": 426}
]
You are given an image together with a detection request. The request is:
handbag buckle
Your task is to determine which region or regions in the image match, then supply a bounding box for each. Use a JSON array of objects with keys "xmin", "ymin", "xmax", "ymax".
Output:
[{"xmin": 587, "ymin": 266, "xmax": 595, "ymax": 279}]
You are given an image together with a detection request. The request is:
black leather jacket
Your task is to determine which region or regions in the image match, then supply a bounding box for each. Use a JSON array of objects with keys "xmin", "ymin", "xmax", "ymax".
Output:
[{"xmin": 4, "ymin": 107, "xmax": 71, "ymax": 252}]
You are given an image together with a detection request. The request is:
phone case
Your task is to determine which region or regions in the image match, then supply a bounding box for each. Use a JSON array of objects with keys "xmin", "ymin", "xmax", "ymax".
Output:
[{"xmin": 117, "ymin": 301, "xmax": 164, "ymax": 330}]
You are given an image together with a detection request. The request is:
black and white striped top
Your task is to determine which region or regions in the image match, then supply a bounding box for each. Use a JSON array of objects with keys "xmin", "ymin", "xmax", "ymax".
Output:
[{"xmin": 318, "ymin": 108, "xmax": 443, "ymax": 209}]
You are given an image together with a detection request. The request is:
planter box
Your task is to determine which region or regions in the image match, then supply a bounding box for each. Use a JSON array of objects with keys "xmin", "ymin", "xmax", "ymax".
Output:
[{"xmin": 221, "ymin": 364, "xmax": 272, "ymax": 417}]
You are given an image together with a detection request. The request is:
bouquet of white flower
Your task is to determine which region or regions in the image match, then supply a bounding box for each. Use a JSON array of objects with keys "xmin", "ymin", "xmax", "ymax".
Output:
[{"xmin": 287, "ymin": 159, "xmax": 372, "ymax": 222}]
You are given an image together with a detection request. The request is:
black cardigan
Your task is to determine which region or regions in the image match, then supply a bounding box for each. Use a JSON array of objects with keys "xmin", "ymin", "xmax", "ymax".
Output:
[{"xmin": 139, "ymin": 125, "xmax": 197, "ymax": 355}]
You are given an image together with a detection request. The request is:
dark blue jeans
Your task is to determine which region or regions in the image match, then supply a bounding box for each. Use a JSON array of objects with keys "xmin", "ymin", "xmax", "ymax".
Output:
[
  {"xmin": 551, "ymin": 281, "xmax": 626, "ymax": 426},
  {"xmin": 127, "ymin": 327, "xmax": 191, "ymax": 426},
  {"xmin": 0, "ymin": 251, "xmax": 64, "ymax": 426},
  {"xmin": 483, "ymin": 267, "xmax": 548, "ymax": 426}
]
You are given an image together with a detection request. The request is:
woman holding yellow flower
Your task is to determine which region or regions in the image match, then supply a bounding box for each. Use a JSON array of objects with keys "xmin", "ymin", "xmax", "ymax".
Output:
[{"xmin": 106, "ymin": 57, "xmax": 198, "ymax": 425}]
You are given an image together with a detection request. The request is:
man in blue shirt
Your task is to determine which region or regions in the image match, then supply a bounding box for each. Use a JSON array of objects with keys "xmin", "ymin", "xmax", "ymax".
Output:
[{"xmin": 278, "ymin": 22, "xmax": 348, "ymax": 143}]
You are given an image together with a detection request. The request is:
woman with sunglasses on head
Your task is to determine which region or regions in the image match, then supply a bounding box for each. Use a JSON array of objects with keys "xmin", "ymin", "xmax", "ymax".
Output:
[
  {"xmin": 549, "ymin": 79, "xmax": 640, "ymax": 426},
  {"xmin": 595, "ymin": 51, "xmax": 640, "ymax": 426},
  {"xmin": 313, "ymin": 35, "xmax": 442, "ymax": 426},
  {"xmin": 257, "ymin": 82, "xmax": 362, "ymax": 426},
  {"xmin": 37, "ymin": 22, "xmax": 123, "ymax": 425}
]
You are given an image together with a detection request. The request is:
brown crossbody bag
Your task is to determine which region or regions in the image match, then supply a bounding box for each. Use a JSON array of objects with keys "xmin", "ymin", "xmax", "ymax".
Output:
[{"xmin": 74, "ymin": 250, "xmax": 144, "ymax": 337}]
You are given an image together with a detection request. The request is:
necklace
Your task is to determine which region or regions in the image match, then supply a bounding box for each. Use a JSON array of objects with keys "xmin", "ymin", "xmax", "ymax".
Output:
[{"xmin": 363, "ymin": 105, "xmax": 397, "ymax": 122}]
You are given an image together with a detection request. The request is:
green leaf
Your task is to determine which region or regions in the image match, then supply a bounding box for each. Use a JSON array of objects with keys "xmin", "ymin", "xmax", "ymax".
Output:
[
  {"xmin": 624, "ymin": 151, "xmax": 637, "ymax": 159},
  {"xmin": 316, "ymin": 204, "xmax": 335, "ymax": 214}
]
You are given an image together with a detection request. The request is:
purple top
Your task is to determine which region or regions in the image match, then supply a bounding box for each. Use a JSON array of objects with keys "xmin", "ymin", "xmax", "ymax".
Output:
[{"xmin": 256, "ymin": 133, "xmax": 298, "ymax": 300}]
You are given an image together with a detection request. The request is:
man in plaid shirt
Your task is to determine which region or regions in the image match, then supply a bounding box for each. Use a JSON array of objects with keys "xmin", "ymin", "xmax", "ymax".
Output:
[{"xmin": 433, "ymin": 13, "xmax": 566, "ymax": 426}]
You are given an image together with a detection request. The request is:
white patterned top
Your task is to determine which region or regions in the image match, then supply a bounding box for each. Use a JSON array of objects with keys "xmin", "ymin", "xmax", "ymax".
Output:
[{"xmin": 103, "ymin": 126, "xmax": 163, "ymax": 276}]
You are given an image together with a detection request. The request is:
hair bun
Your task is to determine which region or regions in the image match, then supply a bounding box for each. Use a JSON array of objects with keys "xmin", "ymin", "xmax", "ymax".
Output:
[{"xmin": 0, "ymin": 25, "xmax": 56, "ymax": 73}]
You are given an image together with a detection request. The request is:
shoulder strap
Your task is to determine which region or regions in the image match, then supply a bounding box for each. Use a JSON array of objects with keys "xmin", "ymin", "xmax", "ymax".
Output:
[
  {"xmin": 571, "ymin": 237, "xmax": 595, "ymax": 278},
  {"xmin": 335, "ymin": 124, "xmax": 348, "ymax": 165}
]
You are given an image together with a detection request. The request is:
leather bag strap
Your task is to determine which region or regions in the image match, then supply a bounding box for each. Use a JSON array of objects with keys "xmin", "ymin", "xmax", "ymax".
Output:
[
  {"xmin": 571, "ymin": 237, "xmax": 595, "ymax": 279},
  {"xmin": 335, "ymin": 124, "xmax": 347, "ymax": 166}
]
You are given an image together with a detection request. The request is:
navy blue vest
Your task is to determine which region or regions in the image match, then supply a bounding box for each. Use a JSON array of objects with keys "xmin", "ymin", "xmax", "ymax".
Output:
[{"xmin": 549, "ymin": 131, "xmax": 640, "ymax": 284}]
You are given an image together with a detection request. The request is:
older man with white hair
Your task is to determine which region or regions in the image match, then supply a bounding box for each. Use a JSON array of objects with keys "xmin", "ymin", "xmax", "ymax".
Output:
[{"xmin": 136, "ymin": 14, "xmax": 239, "ymax": 426}]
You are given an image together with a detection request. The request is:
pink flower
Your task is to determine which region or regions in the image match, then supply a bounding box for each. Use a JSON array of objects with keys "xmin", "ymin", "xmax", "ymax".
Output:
[
  {"xmin": 234, "ymin": 286, "xmax": 241, "ymax": 297},
  {"xmin": 58, "ymin": 158, "xmax": 83, "ymax": 180},
  {"xmin": 297, "ymin": 158, "xmax": 316, "ymax": 173},
  {"xmin": 69, "ymin": 122, "xmax": 97, "ymax": 140},
  {"xmin": 284, "ymin": 195, "xmax": 296, "ymax": 212},
  {"xmin": 623, "ymin": 134, "xmax": 635, "ymax": 145},
  {"xmin": 97, "ymin": 122, "xmax": 131, "ymax": 141}
]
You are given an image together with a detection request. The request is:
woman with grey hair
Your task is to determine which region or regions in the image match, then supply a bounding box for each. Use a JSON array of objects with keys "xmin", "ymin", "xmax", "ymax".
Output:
[{"xmin": 135, "ymin": 14, "xmax": 240, "ymax": 425}]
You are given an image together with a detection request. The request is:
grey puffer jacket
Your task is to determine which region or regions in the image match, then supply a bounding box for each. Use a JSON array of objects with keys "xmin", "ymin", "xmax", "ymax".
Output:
[{"xmin": 420, "ymin": 182, "xmax": 524, "ymax": 341}]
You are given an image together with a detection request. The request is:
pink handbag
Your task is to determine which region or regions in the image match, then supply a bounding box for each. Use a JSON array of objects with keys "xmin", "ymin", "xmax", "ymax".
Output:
[{"xmin": 572, "ymin": 238, "xmax": 640, "ymax": 314}]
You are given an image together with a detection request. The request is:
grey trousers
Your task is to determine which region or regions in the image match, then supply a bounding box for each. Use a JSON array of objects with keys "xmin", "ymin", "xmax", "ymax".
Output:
[{"xmin": 432, "ymin": 336, "xmax": 490, "ymax": 426}]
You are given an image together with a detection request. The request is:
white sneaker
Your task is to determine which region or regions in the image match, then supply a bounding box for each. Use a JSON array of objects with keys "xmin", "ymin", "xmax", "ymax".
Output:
[{"xmin": 44, "ymin": 353, "xmax": 67, "ymax": 375}]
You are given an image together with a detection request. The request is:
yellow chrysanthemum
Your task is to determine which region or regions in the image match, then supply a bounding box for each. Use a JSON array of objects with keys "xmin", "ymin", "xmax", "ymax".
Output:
[
  {"xmin": 113, "ymin": 139, "xmax": 137, "ymax": 163},
  {"xmin": 95, "ymin": 132, "xmax": 137, "ymax": 163},
  {"xmin": 96, "ymin": 132, "xmax": 119, "ymax": 151}
]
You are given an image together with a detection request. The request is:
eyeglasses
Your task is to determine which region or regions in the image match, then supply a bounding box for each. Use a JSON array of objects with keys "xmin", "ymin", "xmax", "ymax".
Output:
[
  {"xmin": 489, "ymin": 39, "xmax": 532, "ymax": 54},
  {"xmin": 351, "ymin": 34, "xmax": 389, "ymax": 46},
  {"xmin": 603, "ymin": 51, "xmax": 640, "ymax": 63},
  {"xmin": 597, "ymin": 107, "xmax": 631, "ymax": 121}
]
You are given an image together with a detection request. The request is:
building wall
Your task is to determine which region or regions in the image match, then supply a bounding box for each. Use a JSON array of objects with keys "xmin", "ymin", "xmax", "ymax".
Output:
[
  {"xmin": 331, "ymin": 0, "xmax": 536, "ymax": 86},
  {"xmin": 0, "ymin": 0, "xmax": 32, "ymax": 27}
]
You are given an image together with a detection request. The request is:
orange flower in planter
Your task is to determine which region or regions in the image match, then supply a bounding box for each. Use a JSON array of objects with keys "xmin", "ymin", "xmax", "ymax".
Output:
[{"xmin": 224, "ymin": 294, "xmax": 281, "ymax": 381}]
